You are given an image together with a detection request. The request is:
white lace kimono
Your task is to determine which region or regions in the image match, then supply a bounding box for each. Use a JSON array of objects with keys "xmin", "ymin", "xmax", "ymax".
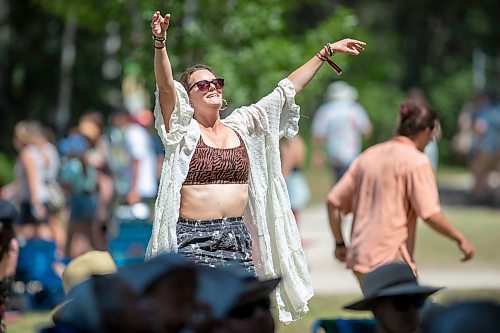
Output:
[{"xmin": 146, "ymin": 78, "xmax": 313, "ymax": 323}]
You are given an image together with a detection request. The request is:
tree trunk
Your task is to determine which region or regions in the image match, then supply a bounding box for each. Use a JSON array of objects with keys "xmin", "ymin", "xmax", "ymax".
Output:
[
  {"xmin": 0, "ymin": 0, "xmax": 10, "ymax": 142},
  {"xmin": 55, "ymin": 13, "xmax": 77, "ymax": 136}
]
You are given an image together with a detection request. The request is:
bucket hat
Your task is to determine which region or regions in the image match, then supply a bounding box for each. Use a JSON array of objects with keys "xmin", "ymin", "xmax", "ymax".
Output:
[
  {"xmin": 326, "ymin": 81, "xmax": 358, "ymax": 102},
  {"xmin": 344, "ymin": 262, "xmax": 442, "ymax": 311},
  {"xmin": 52, "ymin": 251, "xmax": 118, "ymax": 322},
  {"xmin": 62, "ymin": 250, "xmax": 118, "ymax": 294}
]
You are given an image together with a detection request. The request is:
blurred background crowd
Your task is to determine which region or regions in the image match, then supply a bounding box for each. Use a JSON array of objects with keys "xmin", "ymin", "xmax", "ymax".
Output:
[{"xmin": 0, "ymin": 0, "xmax": 498, "ymax": 332}]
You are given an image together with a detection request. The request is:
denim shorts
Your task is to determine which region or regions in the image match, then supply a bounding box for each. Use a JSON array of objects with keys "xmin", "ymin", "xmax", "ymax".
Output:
[
  {"xmin": 176, "ymin": 216, "xmax": 255, "ymax": 275},
  {"xmin": 69, "ymin": 193, "xmax": 97, "ymax": 223}
]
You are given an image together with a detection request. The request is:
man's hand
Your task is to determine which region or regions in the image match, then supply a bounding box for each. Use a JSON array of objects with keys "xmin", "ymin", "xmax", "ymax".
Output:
[
  {"xmin": 334, "ymin": 246, "xmax": 347, "ymax": 262},
  {"xmin": 458, "ymin": 238, "xmax": 474, "ymax": 262}
]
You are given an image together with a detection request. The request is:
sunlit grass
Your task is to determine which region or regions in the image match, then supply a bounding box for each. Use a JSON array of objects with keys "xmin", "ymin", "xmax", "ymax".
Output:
[
  {"xmin": 415, "ymin": 206, "xmax": 500, "ymax": 269},
  {"xmin": 8, "ymin": 311, "xmax": 51, "ymax": 333}
]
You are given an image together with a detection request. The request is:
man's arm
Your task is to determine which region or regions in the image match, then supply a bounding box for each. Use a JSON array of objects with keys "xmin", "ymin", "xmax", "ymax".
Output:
[
  {"xmin": 327, "ymin": 200, "xmax": 347, "ymax": 262},
  {"xmin": 424, "ymin": 211, "xmax": 474, "ymax": 261}
]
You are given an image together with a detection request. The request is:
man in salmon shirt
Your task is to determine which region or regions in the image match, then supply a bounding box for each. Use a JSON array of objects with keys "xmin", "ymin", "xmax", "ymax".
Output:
[{"xmin": 326, "ymin": 99, "xmax": 475, "ymax": 283}]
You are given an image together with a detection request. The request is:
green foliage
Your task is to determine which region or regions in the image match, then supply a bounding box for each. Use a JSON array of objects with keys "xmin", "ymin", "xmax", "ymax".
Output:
[
  {"xmin": 0, "ymin": 153, "xmax": 13, "ymax": 186},
  {"xmin": 1, "ymin": 0, "xmax": 497, "ymax": 166},
  {"xmin": 37, "ymin": 0, "xmax": 129, "ymax": 32}
]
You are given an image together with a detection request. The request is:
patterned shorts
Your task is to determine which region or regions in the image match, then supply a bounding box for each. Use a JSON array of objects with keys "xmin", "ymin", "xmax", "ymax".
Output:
[{"xmin": 176, "ymin": 216, "xmax": 255, "ymax": 275}]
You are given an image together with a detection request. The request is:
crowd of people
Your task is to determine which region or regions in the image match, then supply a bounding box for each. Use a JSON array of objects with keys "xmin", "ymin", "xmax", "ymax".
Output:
[
  {"xmin": 453, "ymin": 91, "xmax": 500, "ymax": 204},
  {"xmin": 0, "ymin": 7, "xmax": 497, "ymax": 333},
  {"xmin": 1, "ymin": 109, "xmax": 163, "ymax": 260}
]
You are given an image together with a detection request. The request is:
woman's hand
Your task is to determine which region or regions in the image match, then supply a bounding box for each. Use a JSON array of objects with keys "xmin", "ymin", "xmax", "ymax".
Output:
[
  {"xmin": 330, "ymin": 38, "xmax": 366, "ymax": 56},
  {"xmin": 151, "ymin": 11, "xmax": 170, "ymax": 37}
]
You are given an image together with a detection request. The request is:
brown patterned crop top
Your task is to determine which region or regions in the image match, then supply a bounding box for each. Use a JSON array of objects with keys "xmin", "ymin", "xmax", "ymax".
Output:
[{"xmin": 183, "ymin": 132, "xmax": 250, "ymax": 185}]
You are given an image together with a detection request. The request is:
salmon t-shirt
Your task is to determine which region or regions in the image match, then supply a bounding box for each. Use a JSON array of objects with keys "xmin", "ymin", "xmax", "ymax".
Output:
[{"xmin": 327, "ymin": 136, "xmax": 441, "ymax": 274}]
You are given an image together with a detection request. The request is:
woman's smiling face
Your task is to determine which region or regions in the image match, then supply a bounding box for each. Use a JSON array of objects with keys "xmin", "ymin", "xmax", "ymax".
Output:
[{"xmin": 188, "ymin": 69, "xmax": 223, "ymax": 112}]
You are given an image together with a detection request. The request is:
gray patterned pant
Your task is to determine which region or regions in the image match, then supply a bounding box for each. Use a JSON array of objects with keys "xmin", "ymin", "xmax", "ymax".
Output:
[{"xmin": 176, "ymin": 216, "xmax": 255, "ymax": 275}]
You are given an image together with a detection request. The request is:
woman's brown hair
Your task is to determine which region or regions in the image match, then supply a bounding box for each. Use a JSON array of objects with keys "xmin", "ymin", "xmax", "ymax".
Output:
[{"xmin": 179, "ymin": 64, "xmax": 215, "ymax": 92}]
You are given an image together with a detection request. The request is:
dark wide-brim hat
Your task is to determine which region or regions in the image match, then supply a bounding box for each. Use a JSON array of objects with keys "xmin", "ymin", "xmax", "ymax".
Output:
[
  {"xmin": 118, "ymin": 253, "xmax": 244, "ymax": 319},
  {"xmin": 236, "ymin": 276, "xmax": 281, "ymax": 306},
  {"xmin": 344, "ymin": 262, "xmax": 442, "ymax": 311},
  {"xmin": 217, "ymin": 263, "xmax": 281, "ymax": 308}
]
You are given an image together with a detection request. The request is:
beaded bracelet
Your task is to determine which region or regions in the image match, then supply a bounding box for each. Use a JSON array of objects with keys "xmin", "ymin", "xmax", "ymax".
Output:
[
  {"xmin": 325, "ymin": 43, "xmax": 334, "ymax": 56},
  {"xmin": 152, "ymin": 35, "xmax": 166, "ymax": 43},
  {"xmin": 152, "ymin": 35, "xmax": 166, "ymax": 49}
]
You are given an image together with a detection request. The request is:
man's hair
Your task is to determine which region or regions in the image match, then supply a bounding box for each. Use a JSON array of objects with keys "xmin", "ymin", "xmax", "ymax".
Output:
[{"xmin": 397, "ymin": 99, "xmax": 438, "ymax": 137}]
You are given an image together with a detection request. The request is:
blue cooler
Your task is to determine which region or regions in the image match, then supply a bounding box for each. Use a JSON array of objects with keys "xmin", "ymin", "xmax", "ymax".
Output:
[{"xmin": 109, "ymin": 203, "xmax": 152, "ymax": 267}]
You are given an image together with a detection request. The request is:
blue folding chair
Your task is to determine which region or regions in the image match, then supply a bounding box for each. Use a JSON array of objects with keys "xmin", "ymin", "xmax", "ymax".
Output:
[
  {"xmin": 311, "ymin": 318, "xmax": 376, "ymax": 333},
  {"xmin": 14, "ymin": 239, "xmax": 64, "ymax": 310}
]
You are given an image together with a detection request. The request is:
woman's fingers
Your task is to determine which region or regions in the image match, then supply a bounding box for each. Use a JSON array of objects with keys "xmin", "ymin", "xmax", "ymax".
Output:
[
  {"xmin": 330, "ymin": 38, "xmax": 366, "ymax": 55},
  {"xmin": 161, "ymin": 14, "xmax": 170, "ymax": 29},
  {"xmin": 353, "ymin": 44, "xmax": 365, "ymax": 52},
  {"xmin": 346, "ymin": 38, "xmax": 366, "ymax": 45},
  {"xmin": 150, "ymin": 11, "xmax": 171, "ymax": 35}
]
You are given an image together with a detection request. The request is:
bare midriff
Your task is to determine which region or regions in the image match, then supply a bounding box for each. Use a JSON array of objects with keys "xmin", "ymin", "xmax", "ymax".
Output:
[{"xmin": 179, "ymin": 183, "xmax": 249, "ymax": 220}]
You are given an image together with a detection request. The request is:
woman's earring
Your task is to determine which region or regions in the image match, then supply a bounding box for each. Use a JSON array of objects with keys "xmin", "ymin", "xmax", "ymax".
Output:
[{"xmin": 220, "ymin": 99, "xmax": 228, "ymax": 111}]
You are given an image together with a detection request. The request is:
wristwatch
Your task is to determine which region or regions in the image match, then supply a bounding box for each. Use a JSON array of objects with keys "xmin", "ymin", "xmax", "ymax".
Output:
[{"xmin": 335, "ymin": 242, "xmax": 346, "ymax": 250}]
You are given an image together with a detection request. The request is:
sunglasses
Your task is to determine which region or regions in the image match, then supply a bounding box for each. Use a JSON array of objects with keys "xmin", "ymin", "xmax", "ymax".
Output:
[
  {"xmin": 188, "ymin": 78, "xmax": 225, "ymax": 93},
  {"xmin": 228, "ymin": 298, "xmax": 271, "ymax": 319},
  {"xmin": 384, "ymin": 295, "xmax": 426, "ymax": 312}
]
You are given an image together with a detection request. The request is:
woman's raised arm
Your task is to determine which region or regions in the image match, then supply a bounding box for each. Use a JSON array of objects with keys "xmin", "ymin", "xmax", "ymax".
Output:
[
  {"xmin": 152, "ymin": 11, "xmax": 176, "ymax": 131},
  {"xmin": 287, "ymin": 38, "xmax": 366, "ymax": 95}
]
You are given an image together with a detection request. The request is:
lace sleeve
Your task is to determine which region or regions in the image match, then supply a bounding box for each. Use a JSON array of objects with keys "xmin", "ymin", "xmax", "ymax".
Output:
[
  {"xmin": 154, "ymin": 81, "xmax": 196, "ymax": 147},
  {"xmin": 226, "ymin": 78, "xmax": 300, "ymax": 138}
]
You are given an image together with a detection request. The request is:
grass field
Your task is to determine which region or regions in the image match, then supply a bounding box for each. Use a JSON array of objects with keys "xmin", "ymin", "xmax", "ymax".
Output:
[{"xmin": 7, "ymin": 165, "xmax": 500, "ymax": 333}]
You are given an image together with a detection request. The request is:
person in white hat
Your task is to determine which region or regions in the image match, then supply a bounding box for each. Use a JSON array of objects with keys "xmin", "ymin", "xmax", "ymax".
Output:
[
  {"xmin": 312, "ymin": 80, "xmax": 372, "ymax": 185},
  {"xmin": 212, "ymin": 264, "xmax": 280, "ymax": 333}
]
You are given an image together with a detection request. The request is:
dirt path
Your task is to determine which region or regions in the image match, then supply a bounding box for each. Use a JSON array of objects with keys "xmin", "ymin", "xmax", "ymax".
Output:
[{"xmin": 299, "ymin": 204, "xmax": 500, "ymax": 295}]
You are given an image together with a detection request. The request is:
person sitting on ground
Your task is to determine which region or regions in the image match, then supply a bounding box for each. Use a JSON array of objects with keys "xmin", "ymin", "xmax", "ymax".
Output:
[
  {"xmin": 343, "ymin": 262, "xmax": 442, "ymax": 333},
  {"xmin": 42, "ymin": 275, "xmax": 159, "ymax": 333},
  {"xmin": 51, "ymin": 250, "xmax": 117, "ymax": 323},
  {"xmin": 118, "ymin": 253, "xmax": 245, "ymax": 333},
  {"xmin": 212, "ymin": 266, "xmax": 280, "ymax": 333}
]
